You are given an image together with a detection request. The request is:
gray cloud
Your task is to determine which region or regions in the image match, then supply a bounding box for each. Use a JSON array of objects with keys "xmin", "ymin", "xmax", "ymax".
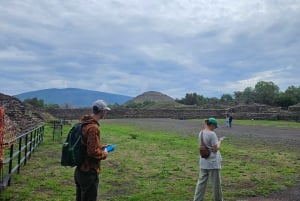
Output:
[{"xmin": 0, "ymin": 0, "xmax": 299, "ymax": 98}]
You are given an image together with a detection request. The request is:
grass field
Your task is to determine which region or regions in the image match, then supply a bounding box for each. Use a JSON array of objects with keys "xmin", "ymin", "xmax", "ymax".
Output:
[
  {"xmin": 0, "ymin": 119, "xmax": 299, "ymax": 201},
  {"xmin": 218, "ymin": 119, "xmax": 300, "ymax": 128}
]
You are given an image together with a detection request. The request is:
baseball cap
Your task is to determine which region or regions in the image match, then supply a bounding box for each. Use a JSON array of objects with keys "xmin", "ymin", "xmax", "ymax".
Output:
[
  {"xmin": 208, "ymin": 117, "xmax": 219, "ymax": 128},
  {"xmin": 93, "ymin": 100, "xmax": 111, "ymax": 111}
]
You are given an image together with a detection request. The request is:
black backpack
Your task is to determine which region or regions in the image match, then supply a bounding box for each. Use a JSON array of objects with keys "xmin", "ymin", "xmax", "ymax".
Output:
[{"xmin": 61, "ymin": 122, "xmax": 88, "ymax": 167}]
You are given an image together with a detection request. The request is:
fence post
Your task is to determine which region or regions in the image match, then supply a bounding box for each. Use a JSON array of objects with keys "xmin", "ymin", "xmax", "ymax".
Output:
[
  {"xmin": 34, "ymin": 129, "xmax": 37, "ymax": 149},
  {"xmin": 32, "ymin": 130, "xmax": 37, "ymax": 151},
  {"xmin": 52, "ymin": 121, "xmax": 56, "ymax": 140},
  {"xmin": 29, "ymin": 131, "xmax": 33, "ymax": 158},
  {"xmin": 41, "ymin": 126, "xmax": 44, "ymax": 143},
  {"xmin": 59, "ymin": 122, "xmax": 63, "ymax": 143},
  {"xmin": 8, "ymin": 144, "xmax": 14, "ymax": 186},
  {"xmin": 17, "ymin": 138, "xmax": 22, "ymax": 174},
  {"xmin": 24, "ymin": 134, "xmax": 28, "ymax": 166},
  {"xmin": 37, "ymin": 127, "xmax": 40, "ymax": 144}
]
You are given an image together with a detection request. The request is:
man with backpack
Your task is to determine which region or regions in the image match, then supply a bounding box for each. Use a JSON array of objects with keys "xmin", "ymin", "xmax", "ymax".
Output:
[{"xmin": 74, "ymin": 99, "xmax": 111, "ymax": 201}]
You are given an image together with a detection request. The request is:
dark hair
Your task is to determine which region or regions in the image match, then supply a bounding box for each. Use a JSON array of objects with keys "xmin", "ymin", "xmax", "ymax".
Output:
[
  {"xmin": 93, "ymin": 106, "xmax": 100, "ymax": 114},
  {"xmin": 205, "ymin": 119, "xmax": 214, "ymax": 126}
]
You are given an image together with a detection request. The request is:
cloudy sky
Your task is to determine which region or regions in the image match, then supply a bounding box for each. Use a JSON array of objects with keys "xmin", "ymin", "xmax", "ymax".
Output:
[{"xmin": 1, "ymin": 0, "xmax": 299, "ymax": 99}]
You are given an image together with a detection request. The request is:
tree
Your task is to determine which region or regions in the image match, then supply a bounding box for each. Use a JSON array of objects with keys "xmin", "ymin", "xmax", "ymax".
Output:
[
  {"xmin": 207, "ymin": 97, "xmax": 219, "ymax": 104},
  {"xmin": 110, "ymin": 103, "xmax": 122, "ymax": 109},
  {"xmin": 274, "ymin": 86, "xmax": 300, "ymax": 108},
  {"xmin": 274, "ymin": 92, "xmax": 297, "ymax": 108},
  {"xmin": 285, "ymin": 86, "xmax": 300, "ymax": 103},
  {"xmin": 24, "ymin": 97, "xmax": 44, "ymax": 107},
  {"xmin": 233, "ymin": 91, "xmax": 243, "ymax": 103},
  {"xmin": 242, "ymin": 87, "xmax": 255, "ymax": 104},
  {"xmin": 45, "ymin": 104, "xmax": 60, "ymax": 109},
  {"xmin": 254, "ymin": 81, "xmax": 279, "ymax": 105},
  {"xmin": 220, "ymin": 94, "xmax": 233, "ymax": 102},
  {"xmin": 176, "ymin": 93, "xmax": 207, "ymax": 106}
]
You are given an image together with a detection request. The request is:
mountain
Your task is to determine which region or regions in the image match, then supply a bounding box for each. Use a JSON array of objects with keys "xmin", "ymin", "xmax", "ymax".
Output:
[{"xmin": 14, "ymin": 88, "xmax": 133, "ymax": 107}]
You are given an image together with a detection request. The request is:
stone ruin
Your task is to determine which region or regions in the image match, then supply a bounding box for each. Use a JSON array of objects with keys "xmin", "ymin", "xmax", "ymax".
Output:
[
  {"xmin": 0, "ymin": 93, "xmax": 53, "ymax": 134},
  {"xmin": 289, "ymin": 103, "xmax": 300, "ymax": 112},
  {"xmin": 44, "ymin": 103, "xmax": 300, "ymax": 121},
  {"xmin": 1, "ymin": 92, "xmax": 299, "ymax": 132},
  {"xmin": 226, "ymin": 103, "xmax": 299, "ymax": 121}
]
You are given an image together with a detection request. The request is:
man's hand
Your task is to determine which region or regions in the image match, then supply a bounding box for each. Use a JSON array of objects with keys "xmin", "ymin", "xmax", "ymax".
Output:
[
  {"xmin": 219, "ymin": 136, "xmax": 226, "ymax": 141},
  {"xmin": 104, "ymin": 144, "xmax": 116, "ymax": 153}
]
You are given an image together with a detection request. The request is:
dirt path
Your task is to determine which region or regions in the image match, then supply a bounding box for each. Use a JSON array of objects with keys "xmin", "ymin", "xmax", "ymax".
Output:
[{"xmin": 104, "ymin": 118, "xmax": 300, "ymax": 201}]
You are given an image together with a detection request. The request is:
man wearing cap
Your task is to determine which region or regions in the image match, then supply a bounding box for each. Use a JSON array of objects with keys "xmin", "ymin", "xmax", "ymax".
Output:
[
  {"xmin": 74, "ymin": 100, "xmax": 111, "ymax": 201},
  {"xmin": 193, "ymin": 117, "xmax": 224, "ymax": 201}
]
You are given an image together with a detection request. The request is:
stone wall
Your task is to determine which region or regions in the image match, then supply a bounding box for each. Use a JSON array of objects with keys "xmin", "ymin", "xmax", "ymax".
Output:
[
  {"xmin": 2, "ymin": 92, "xmax": 299, "ymax": 134},
  {"xmin": 289, "ymin": 103, "xmax": 300, "ymax": 112},
  {"xmin": 232, "ymin": 112, "xmax": 298, "ymax": 121},
  {"xmin": 226, "ymin": 103, "xmax": 272, "ymax": 113},
  {"xmin": 44, "ymin": 106, "xmax": 299, "ymax": 121},
  {"xmin": 44, "ymin": 108, "xmax": 227, "ymax": 120}
]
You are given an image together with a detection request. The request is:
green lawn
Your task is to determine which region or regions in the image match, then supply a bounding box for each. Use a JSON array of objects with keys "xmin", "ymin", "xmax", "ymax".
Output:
[
  {"xmin": 219, "ymin": 119, "xmax": 300, "ymax": 128},
  {"xmin": 0, "ymin": 119, "xmax": 299, "ymax": 201}
]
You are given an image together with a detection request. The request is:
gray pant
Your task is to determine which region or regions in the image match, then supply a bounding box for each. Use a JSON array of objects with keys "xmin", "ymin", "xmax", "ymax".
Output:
[{"xmin": 193, "ymin": 169, "xmax": 223, "ymax": 201}]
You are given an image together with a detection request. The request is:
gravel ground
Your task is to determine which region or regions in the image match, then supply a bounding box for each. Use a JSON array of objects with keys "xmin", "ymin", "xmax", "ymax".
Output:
[{"xmin": 104, "ymin": 118, "xmax": 300, "ymax": 201}]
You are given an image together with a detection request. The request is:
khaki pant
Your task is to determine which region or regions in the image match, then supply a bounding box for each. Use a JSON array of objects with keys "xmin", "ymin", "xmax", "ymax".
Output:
[{"xmin": 193, "ymin": 169, "xmax": 223, "ymax": 201}]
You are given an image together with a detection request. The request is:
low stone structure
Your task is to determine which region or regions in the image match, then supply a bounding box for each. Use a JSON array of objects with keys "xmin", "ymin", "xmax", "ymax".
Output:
[
  {"xmin": 289, "ymin": 103, "xmax": 300, "ymax": 112},
  {"xmin": 225, "ymin": 104, "xmax": 299, "ymax": 121},
  {"xmin": 226, "ymin": 103, "xmax": 272, "ymax": 113},
  {"xmin": 44, "ymin": 104, "xmax": 299, "ymax": 121},
  {"xmin": 1, "ymin": 91, "xmax": 299, "ymax": 128},
  {"xmin": 44, "ymin": 108, "xmax": 226, "ymax": 120}
]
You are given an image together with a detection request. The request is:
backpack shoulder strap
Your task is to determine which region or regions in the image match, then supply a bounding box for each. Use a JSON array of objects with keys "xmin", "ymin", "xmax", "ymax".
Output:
[
  {"xmin": 79, "ymin": 122, "xmax": 95, "ymax": 146},
  {"xmin": 201, "ymin": 131, "xmax": 207, "ymax": 147},
  {"xmin": 69, "ymin": 123, "xmax": 83, "ymax": 148}
]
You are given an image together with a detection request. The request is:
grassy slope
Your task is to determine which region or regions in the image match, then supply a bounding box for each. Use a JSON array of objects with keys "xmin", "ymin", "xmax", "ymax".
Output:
[{"xmin": 0, "ymin": 120, "xmax": 299, "ymax": 201}]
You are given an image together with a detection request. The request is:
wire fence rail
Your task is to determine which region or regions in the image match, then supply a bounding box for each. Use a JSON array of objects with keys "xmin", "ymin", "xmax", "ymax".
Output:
[{"xmin": 0, "ymin": 125, "xmax": 44, "ymax": 191}]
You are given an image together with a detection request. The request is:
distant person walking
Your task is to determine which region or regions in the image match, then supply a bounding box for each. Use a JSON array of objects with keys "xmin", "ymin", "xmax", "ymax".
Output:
[
  {"xmin": 225, "ymin": 114, "xmax": 230, "ymax": 128},
  {"xmin": 74, "ymin": 100, "xmax": 111, "ymax": 201},
  {"xmin": 193, "ymin": 117, "xmax": 224, "ymax": 201},
  {"xmin": 228, "ymin": 115, "xmax": 233, "ymax": 128}
]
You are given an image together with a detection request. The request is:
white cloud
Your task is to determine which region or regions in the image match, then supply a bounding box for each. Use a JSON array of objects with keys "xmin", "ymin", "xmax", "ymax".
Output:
[
  {"xmin": 224, "ymin": 66, "xmax": 300, "ymax": 93},
  {"xmin": 0, "ymin": 47, "xmax": 36, "ymax": 61}
]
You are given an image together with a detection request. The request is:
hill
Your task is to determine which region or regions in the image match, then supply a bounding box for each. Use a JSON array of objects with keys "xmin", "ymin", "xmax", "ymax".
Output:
[
  {"xmin": 124, "ymin": 91, "xmax": 188, "ymax": 109},
  {"xmin": 130, "ymin": 91, "xmax": 174, "ymax": 103},
  {"xmin": 15, "ymin": 88, "xmax": 133, "ymax": 108}
]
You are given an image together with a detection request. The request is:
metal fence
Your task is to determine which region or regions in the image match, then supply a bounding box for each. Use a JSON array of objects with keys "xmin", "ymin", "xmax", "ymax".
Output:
[{"xmin": 0, "ymin": 125, "xmax": 44, "ymax": 190}]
